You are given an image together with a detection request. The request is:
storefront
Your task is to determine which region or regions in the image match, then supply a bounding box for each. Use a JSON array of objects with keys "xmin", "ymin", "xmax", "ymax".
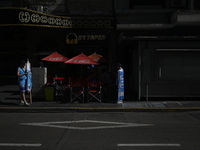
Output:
[{"xmin": 0, "ymin": 7, "xmax": 115, "ymax": 85}]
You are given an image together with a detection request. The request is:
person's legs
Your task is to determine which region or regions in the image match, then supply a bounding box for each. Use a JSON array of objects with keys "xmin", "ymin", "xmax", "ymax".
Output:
[
  {"xmin": 19, "ymin": 85, "xmax": 29, "ymax": 105},
  {"xmin": 21, "ymin": 92, "xmax": 26, "ymax": 102},
  {"xmin": 22, "ymin": 92, "xmax": 30, "ymax": 105},
  {"xmin": 19, "ymin": 92, "xmax": 24, "ymax": 104}
]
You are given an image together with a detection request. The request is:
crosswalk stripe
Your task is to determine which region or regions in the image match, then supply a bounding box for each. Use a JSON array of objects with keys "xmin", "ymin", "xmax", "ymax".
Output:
[
  {"xmin": 0, "ymin": 143, "xmax": 42, "ymax": 147},
  {"xmin": 118, "ymin": 143, "xmax": 181, "ymax": 147}
]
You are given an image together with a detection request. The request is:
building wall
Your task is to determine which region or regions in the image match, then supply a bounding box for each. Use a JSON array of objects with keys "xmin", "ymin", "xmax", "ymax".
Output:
[
  {"xmin": 141, "ymin": 40, "xmax": 200, "ymax": 97},
  {"xmin": 115, "ymin": 0, "xmax": 200, "ymax": 99},
  {"xmin": 0, "ymin": 27, "xmax": 28, "ymax": 84}
]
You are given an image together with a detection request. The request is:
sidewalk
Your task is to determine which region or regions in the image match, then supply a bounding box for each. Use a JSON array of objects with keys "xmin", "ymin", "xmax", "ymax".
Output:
[{"xmin": 1, "ymin": 85, "xmax": 200, "ymax": 113}]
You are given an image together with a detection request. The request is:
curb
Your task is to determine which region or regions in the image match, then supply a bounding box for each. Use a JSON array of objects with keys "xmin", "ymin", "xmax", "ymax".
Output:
[
  {"xmin": 1, "ymin": 107, "xmax": 200, "ymax": 113},
  {"xmin": 73, "ymin": 107, "xmax": 200, "ymax": 112}
]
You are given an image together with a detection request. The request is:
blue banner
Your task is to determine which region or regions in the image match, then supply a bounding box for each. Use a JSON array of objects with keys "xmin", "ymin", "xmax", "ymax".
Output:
[
  {"xmin": 117, "ymin": 68, "xmax": 124, "ymax": 101},
  {"xmin": 26, "ymin": 60, "xmax": 32, "ymax": 92}
]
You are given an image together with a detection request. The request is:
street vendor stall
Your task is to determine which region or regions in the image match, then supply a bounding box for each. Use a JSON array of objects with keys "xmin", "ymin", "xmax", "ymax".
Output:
[
  {"xmin": 64, "ymin": 53, "xmax": 99, "ymax": 102},
  {"xmin": 42, "ymin": 52, "xmax": 69, "ymax": 101}
]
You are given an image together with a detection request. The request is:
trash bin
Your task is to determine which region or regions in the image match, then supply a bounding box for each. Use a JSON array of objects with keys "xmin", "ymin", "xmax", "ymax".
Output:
[{"xmin": 45, "ymin": 87, "xmax": 55, "ymax": 101}]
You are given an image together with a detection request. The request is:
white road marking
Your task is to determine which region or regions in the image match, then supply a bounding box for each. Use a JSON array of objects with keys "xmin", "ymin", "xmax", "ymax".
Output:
[
  {"xmin": 21, "ymin": 120, "xmax": 153, "ymax": 130},
  {"xmin": 0, "ymin": 143, "xmax": 41, "ymax": 147},
  {"xmin": 118, "ymin": 143, "xmax": 181, "ymax": 147},
  {"xmin": 177, "ymin": 101, "xmax": 183, "ymax": 106}
]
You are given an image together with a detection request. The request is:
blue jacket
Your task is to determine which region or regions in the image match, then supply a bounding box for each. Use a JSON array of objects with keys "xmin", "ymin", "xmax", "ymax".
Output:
[{"xmin": 18, "ymin": 67, "xmax": 27, "ymax": 86}]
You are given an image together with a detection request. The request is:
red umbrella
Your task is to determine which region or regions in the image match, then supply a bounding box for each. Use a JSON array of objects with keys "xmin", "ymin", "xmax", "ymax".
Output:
[
  {"xmin": 64, "ymin": 53, "xmax": 99, "ymax": 79},
  {"xmin": 41, "ymin": 52, "xmax": 69, "ymax": 77},
  {"xmin": 88, "ymin": 52, "xmax": 107, "ymax": 63},
  {"xmin": 42, "ymin": 52, "xmax": 69, "ymax": 62},
  {"xmin": 64, "ymin": 54, "xmax": 99, "ymax": 65}
]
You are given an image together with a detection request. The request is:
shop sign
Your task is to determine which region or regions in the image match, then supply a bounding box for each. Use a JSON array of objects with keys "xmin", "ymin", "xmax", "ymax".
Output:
[
  {"xmin": 78, "ymin": 35, "xmax": 106, "ymax": 40},
  {"xmin": 0, "ymin": 8, "xmax": 114, "ymax": 28},
  {"xmin": 66, "ymin": 33, "xmax": 107, "ymax": 44}
]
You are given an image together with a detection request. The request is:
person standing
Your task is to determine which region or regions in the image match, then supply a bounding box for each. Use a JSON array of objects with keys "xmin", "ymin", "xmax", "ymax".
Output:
[
  {"xmin": 117, "ymin": 63, "xmax": 124, "ymax": 104},
  {"xmin": 17, "ymin": 60, "xmax": 30, "ymax": 106}
]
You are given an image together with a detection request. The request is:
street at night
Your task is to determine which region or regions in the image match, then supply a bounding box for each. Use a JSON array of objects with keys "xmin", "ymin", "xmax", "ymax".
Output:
[{"xmin": 0, "ymin": 111, "xmax": 200, "ymax": 150}]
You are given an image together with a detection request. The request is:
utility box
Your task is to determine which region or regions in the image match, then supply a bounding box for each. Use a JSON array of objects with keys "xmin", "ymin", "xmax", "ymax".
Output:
[{"xmin": 32, "ymin": 67, "xmax": 47, "ymax": 100}]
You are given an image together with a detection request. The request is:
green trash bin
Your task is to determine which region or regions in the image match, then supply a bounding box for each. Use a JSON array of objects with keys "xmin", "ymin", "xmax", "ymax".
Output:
[{"xmin": 45, "ymin": 87, "xmax": 55, "ymax": 101}]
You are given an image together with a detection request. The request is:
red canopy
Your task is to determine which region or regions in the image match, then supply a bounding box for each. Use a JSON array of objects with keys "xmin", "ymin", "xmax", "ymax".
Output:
[
  {"xmin": 88, "ymin": 52, "xmax": 107, "ymax": 63},
  {"xmin": 42, "ymin": 52, "xmax": 69, "ymax": 62},
  {"xmin": 64, "ymin": 54, "xmax": 99, "ymax": 65}
]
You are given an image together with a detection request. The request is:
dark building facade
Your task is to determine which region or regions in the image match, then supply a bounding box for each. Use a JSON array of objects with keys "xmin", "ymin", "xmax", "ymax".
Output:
[
  {"xmin": 0, "ymin": 0, "xmax": 116, "ymax": 85},
  {"xmin": 115, "ymin": 0, "xmax": 200, "ymax": 100},
  {"xmin": 1, "ymin": 0, "xmax": 200, "ymax": 100}
]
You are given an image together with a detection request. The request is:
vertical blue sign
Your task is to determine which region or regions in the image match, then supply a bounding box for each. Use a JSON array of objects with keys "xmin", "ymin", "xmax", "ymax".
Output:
[
  {"xmin": 118, "ymin": 68, "xmax": 124, "ymax": 101},
  {"xmin": 26, "ymin": 59, "xmax": 32, "ymax": 92}
]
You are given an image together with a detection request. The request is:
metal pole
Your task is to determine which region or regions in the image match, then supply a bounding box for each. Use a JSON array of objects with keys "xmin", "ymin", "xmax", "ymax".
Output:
[
  {"xmin": 146, "ymin": 83, "xmax": 148, "ymax": 102},
  {"xmin": 138, "ymin": 41, "xmax": 142, "ymax": 100}
]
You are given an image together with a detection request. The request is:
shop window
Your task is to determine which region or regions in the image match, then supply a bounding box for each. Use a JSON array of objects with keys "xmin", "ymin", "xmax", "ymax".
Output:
[{"xmin": 156, "ymin": 49, "xmax": 200, "ymax": 83}]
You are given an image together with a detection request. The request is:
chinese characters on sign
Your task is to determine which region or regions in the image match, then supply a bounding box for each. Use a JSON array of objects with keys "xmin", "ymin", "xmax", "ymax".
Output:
[{"xmin": 18, "ymin": 10, "xmax": 112, "ymax": 28}]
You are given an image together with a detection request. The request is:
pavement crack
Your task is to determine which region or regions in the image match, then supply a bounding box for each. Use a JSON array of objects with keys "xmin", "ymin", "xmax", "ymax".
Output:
[
  {"xmin": 123, "ymin": 115, "xmax": 127, "ymax": 121},
  {"xmin": 55, "ymin": 128, "xmax": 69, "ymax": 150}
]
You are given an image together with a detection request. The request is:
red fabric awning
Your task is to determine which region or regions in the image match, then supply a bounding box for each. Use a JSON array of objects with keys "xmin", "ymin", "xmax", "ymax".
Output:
[
  {"xmin": 88, "ymin": 52, "xmax": 107, "ymax": 63},
  {"xmin": 42, "ymin": 52, "xmax": 69, "ymax": 62},
  {"xmin": 64, "ymin": 54, "xmax": 99, "ymax": 65}
]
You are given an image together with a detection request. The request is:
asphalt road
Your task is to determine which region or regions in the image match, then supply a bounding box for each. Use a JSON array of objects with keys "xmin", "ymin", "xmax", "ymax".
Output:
[{"xmin": 0, "ymin": 111, "xmax": 200, "ymax": 150}]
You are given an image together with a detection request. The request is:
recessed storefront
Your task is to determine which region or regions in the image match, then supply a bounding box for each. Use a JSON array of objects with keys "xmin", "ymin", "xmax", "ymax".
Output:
[{"xmin": 0, "ymin": 7, "xmax": 115, "ymax": 85}]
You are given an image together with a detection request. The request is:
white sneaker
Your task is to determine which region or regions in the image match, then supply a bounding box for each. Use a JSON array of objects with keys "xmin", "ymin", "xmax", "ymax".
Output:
[
  {"xmin": 117, "ymin": 100, "xmax": 123, "ymax": 104},
  {"xmin": 19, "ymin": 101, "xmax": 24, "ymax": 105},
  {"xmin": 25, "ymin": 102, "xmax": 30, "ymax": 106}
]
